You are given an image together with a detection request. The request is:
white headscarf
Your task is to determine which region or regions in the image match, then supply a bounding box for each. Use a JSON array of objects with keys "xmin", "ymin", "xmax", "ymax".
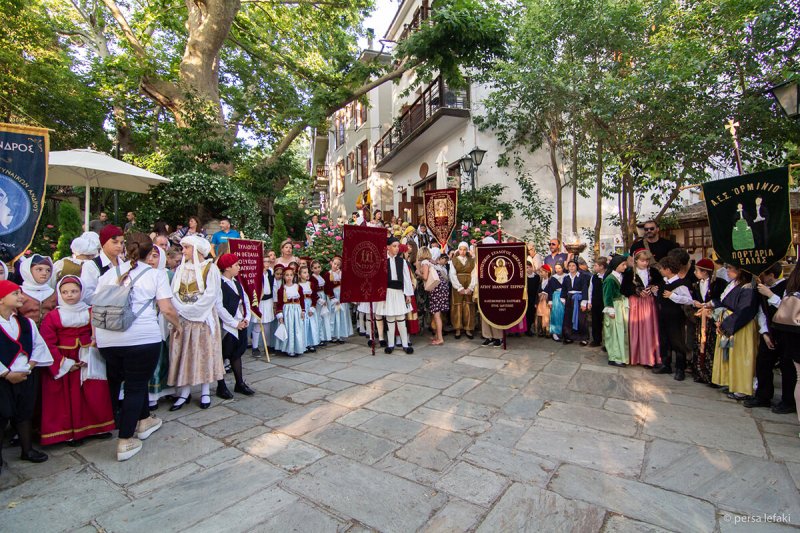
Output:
[
  {"xmin": 56, "ymin": 275, "xmax": 90, "ymax": 328},
  {"xmin": 458, "ymin": 241, "xmax": 469, "ymax": 250},
  {"xmin": 81, "ymin": 231, "xmax": 101, "ymax": 255},
  {"xmin": 70, "ymin": 236, "xmax": 96, "ymax": 257},
  {"xmin": 430, "ymin": 247, "xmax": 442, "ymax": 262},
  {"xmin": 151, "ymin": 244, "xmax": 167, "ymax": 270},
  {"xmin": 173, "ymin": 235, "xmax": 212, "ymax": 294},
  {"xmin": 482, "ymin": 236, "xmax": 497, "ymax": 244},
  {"xmin": 20, "ymin": 255, "xmax": 55, "ymax": 302}
]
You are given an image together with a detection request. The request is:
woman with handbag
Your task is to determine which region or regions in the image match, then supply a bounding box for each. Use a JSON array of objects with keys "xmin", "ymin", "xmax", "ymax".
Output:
[
  {"xmin": 418, "ymin": 247, "xmax": 449, "ymax": 346},
  {"xmin": 94, "ymin": 232, "xmax": 181, "ymax": 461},
  {"xmin": 771, "ymin": 263, "xmax": 800, "ymax": 426}
]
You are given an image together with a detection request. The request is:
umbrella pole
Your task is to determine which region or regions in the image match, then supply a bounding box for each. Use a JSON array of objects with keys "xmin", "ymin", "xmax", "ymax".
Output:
[{"xmin": 84, "ymin": 184, "xmax": 91, "ymax": 230}]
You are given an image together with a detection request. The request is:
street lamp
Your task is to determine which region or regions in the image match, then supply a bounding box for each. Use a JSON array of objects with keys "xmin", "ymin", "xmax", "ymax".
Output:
[
  {"xmin": 459, "ymin": 147, "xmax": 486, "ymax": 190},
  {"xmin": 768, "ymin": 79, "xmax": 799, "ymax": 119}
]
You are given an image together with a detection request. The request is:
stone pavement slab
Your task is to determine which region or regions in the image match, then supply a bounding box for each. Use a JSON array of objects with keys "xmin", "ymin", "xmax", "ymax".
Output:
[
  {"xmin": 357, "ymin": 413, "xmax": 426, "ymax": 443},
  {"xmin": 462, "ymin": 440, "xmax": 557, "ymax": 486},
  {"xmin": 395, "ymin": 426, "xmax": 473, "ymax": 472},
  {"xmin": 239, "ymin": 430, "xmax": 327, "ymax": 471},
  {"xmin": 302, "ymin": 423, "xmax": 398, "ymax": 465},
  {"xmin": 365, "ymin": 383, "xmax": 440, "ymax": 416},
  {"xmin": 282, "ymin": 455, "xmax": 446, "ymax": 532},
  {"xmin": 434, "ymin": 461, "xmax": 509, "ymax": 506}
]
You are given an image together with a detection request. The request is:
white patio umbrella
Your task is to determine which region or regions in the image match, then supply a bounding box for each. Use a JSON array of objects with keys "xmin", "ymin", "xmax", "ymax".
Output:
[
  {"xmin": 435, "ymin": 150, "xmax": 448, "ymax": 190},
  {"xmin": 48, "ymin": 149, "xmax": 170, "ymax": 228}
]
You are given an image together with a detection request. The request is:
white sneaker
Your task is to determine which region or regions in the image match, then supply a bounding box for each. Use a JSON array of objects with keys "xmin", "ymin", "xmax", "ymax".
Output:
[
  {"xmin": 117, "ymin": 438, "xmax": 143, "ymax": 461},
  {"xmin": 136, "ymin": 416, "xmax": 163, "ymax": 440}
]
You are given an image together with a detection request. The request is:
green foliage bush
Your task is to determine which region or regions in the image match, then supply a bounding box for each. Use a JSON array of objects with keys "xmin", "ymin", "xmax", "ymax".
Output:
[{"xmin": 55, "ymin": 202, "xmax": 82, "ymax": 260}]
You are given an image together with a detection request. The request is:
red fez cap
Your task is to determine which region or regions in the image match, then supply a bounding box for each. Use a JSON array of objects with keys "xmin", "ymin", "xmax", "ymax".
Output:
[
  {"xmin": 216, "ymin": 253, "xmax": 239, "ymax": 271},
  {"xmin": 696, "ymin": 258, "xmax": 714, "ymax": 271},
  {"xmin": 0, "ymin": 280, "xmax": 21, "ymax": 300},
  {"xmin": 99, "ymin": 225, "xmax": 123, "ymax": 246}
]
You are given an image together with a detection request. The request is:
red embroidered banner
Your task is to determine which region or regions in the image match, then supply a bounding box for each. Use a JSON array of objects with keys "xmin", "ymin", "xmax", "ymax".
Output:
[
  {"xmin": 228, "ymin": 238, "xmax": 264, "ymax": 317},
  {"xmin": 341, "ymin": 225, "xmax": 387, "ymax": 303},
  {"xmin": 476, "ymin": 242, "xmax": 527, "ymax": 329},
  {"xmin": 423, "ymin": 188, "xmax": 458, "ymax": 248}
]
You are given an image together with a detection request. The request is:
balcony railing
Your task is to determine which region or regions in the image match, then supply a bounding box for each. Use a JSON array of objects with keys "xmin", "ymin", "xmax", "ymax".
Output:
[
  {"xmin": 316, "ymin": 165, "xmax": 329, "ymax": 179},
  {"xmin": 373, "ymin": 75, "xmax": 470, "ymax": 166},
  {"xmin": 397, "ymin": 1, "xmax": 431, "ymax": 43}
]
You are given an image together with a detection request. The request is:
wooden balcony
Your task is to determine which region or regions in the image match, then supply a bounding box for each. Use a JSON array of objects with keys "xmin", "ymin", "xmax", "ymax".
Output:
[
  {"xmin": 373, "ymin": 76, "xmax": 470, "ymax": 172},
  {"xmin": 397, "ymin": 1, "xmax": 431, "ymax": 43}
]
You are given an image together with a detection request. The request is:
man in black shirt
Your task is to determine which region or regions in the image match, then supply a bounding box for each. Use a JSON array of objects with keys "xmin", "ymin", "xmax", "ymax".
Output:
[{"xmin": 629, "ymin": 220, "xmax": 678, "ymax": 262}]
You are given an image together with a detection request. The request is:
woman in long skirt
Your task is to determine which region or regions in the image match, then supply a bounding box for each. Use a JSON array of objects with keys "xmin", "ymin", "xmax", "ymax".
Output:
[
  {"xmin": 536, "ymin": 265, "xmax": 552, "ymax": 336},
  {"xmin": 275, "ymin": 268, "xmax": 307, "ymax": 356},
  {"xmin": 311, "ymin": 260, "xmax": 333, "ymax": 344},
  {"xmin": 622, "ymin": 249, "xmax": 662, "ymax": 366},
  {"xmin": 326, "ymin": 256, "xmax": 352, "ymax": 342},
  {"xmin": 708, "ymin": 265, "xmax": 760, "ymax": 398},
  {"xmin": 546, "ymin": 263, "xmax": 566, "ymax": 340},
  {"xmin": 603, "ymin": 255, "xmax": 630, "ymax": 366},
  {"xmin": 145, "ymin": 246, "xmax": 174, "ymax": 408},
  {"xmin": 561, "ymin": 259, "xmax": 590, "ymax": 344},
  {"xmin": 168, "ymin": 235, "xmax": 224, "ymax": 410}
]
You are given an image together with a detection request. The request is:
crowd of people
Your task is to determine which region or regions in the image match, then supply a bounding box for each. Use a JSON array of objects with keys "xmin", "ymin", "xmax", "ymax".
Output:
[{"xmin": 1, "ymin": 212, "xmax": 798, "ymax": 472}]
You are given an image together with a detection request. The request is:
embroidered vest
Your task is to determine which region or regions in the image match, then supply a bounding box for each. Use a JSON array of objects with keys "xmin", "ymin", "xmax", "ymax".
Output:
[{"xmin": 0, "ymin": 315, "xmax": 33, "ymax": 368}]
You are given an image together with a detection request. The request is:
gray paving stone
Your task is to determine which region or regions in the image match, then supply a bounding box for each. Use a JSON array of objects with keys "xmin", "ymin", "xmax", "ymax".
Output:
[
  {"xmin": 642, "ymin": 439, "xmax": 800, "ymax": 524},
  {"xmin": 761, "ymin": 420, "xmax": 800, "ymax": 437},
  {"xmin": 356, "ymin": 354, "xmax": 424, "ymax": 373},
  {"xmin": 420, "ymin": 498, "xmax": 485, "ymax": 533},
  {"xmin": 476, "ymin": 483, "xmax": 606, "ymax": 533},
  {"xmin": 200, "ymin": 413, "xmax": 263, "ymax": 438},
  {"xmin": 269, "ymin": 401, "xmax": 351, "ymax": 437},
  {"xmin": 442, "ymin": 377, "xmax": 483, "ymax": 397},
  {"xmin": 325, "ymin": 348, "xmax": 368, "ymax": 363},
  {"xmin": 486, "ymin": 371, "xmax": 534, "ymax": 388},
  {"xmin": 395, "ymin": 426, "xmax": 473, "ymax": 472},
  {"xmin": 374, "ymin": 454, "xmax": 443, "ymax": 486},
  {"xmin": 303, "ymin": 423, "xmax": 398, "ymax": 465},
  {"xmin": 763, "ymin": 431, "xmax": 800, "ymax": 464},
  {"xmin": 407, "ymin": 406, "xmax": 491, "ymax": 435},
  {"xmin": 2, "ymin": 449, "xmax": 81, "ymax": 480},
  {"xmin": 385, "ymin": 372, "xmax": 453, "ymax": 389},
  {"xmin": 602, "ymin": 515, "xmax": 671, "ymax": 533},
  {"xmin": 542, "ymin": 360, "xmax": 581, "ymax": 377},
  {"xmin": 463, "ymin": 440, "xmax": 557, "ymax": 486},
  {"xmin": 329, "ymin": 365, "xmax": 392, "ymax": 384},
  {"xmin": 539, "ymin": 401, "xmax": 639, "ymax": 436},
  {"xmin": 603, "ymin": 397, "xmax": 647, "ymax": 417},
  {"xmin": 251, "ymin": 375, "xmax": 310, "ymax": 397},
  {"xmin": 568, "ymin": 369, "xmax": 642, "ymax": 401},
  {"xmin": 413, "ymin": 361, "xmax": 494, "ymax": 381},
  {"xmin": 365, "ymin": 383, "xmax": 440, "ymax": 416},
  {"xmin": 516, "ymin": 418, "xmax": 645, "ymax": 477},
  {"xmin": 288, "ymin": 386, "xmax": 335, "ymax": 404},
  {"xmin": 127, "ymin": 462, "xmax": 202, "ymax": 498},
  {"xmin": 281, "ymin": 369, "xmax": 330, "ymax": 385},
  {"xmin": 3, "ymin": 467, "xmax": 125, "ymax": 531},
  {"xmin": 787, "ymin": 462, "xmax": 800, "ymax": 490},
  {"xmin": 642, "ymin": 401, "xmax": 767, "ymax": 458},
  {"xmin": 455, "ymin": 355, "xmax": 508, "ymax": 370},
  {"xmin": 474, "ymin": 417, "xmax": 532, "ymax": 449},
  {"xmin": 357, "ymin": 413, "xmax": 425, "ymax": 443},
  {"xmin": 281, "ymin": 455, "xmax": 447, "ymax": 532},
  {"xmin": 365, "ymin": 376, "xmax": 405, "ymax": 391},
  {"xmin": 291, "ymin": 359, "xmax": 348, "ymax": 376},
  {"xmin": 194, "ymin": 446, "xmax": 245, "ymax": 468},
  {"xmin": 548, "ymin": 463, "xmax": 716, "ymax": 532},
  {"xmin": 240, "ymin": 430, "xmax": 327, "ymax": 471},
  {"xmin": 434, "ymin": 462, "xmax": 509, "ymax": 507},
  {"xmin": 425, "ymin": 395, "xmax": 498, "ymax": 420},
  {"xmin": 75, "ymin": 422, "xmax": 223, "ymax": 485},
  {"xmin": 181, "ymin": 485, "xmax": 346, "ymax": 533},
  {"xmin": 462, "ymin": 383, "xmax": 519, "ymax": 408},
  {"xmin": 176, "ymin": 404, "xmax": 238, "ymax": 427},
  {"xmin": 520, "ymin": 382, "xmax": 606, "ymax": 408},
  {"xmin": 223, "ymin": 425, "xmax": 272, "ymax": 447},
  {"xmin": 97, "ymin": 455, "xmax": 286, "ymax": 532},
  {"xmin": 337, "ymin": 408, "xmax": 379, "ymax": 427},
  {"xmin": 500, "ymin": 395, "xmax": 545, "ymax": 420},
  {"xmin": 320, "ymin": 377, "xmax": 360, "ymax": 391},
  {"xmin": 328, "ymin": 384, "xmax": 386, "ymax": 408}
]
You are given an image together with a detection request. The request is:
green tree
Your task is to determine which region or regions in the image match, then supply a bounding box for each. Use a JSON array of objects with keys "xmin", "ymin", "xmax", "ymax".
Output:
[
  {"xmin": 55, "ymin": 202, "xmax": 83, "ymax": 260},
  {"xmin": 271, "ymin": 212, "xmax": 289, "ymax": 254},
  {"xmin": 456, "ymin": 184, "xmax": 514, "ymax": 227}
]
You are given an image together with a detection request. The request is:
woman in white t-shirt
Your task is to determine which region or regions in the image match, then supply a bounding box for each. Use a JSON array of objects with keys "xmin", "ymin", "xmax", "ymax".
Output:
[{"xmin": 95, "ymin": 232, "xmax": 181, "ymax": 462}]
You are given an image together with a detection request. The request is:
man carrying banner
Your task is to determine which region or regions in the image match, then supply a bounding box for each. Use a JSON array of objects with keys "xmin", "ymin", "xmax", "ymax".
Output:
[{"xmin": 377, "ymin": 237, "xmax": 414, "ymax": 354}]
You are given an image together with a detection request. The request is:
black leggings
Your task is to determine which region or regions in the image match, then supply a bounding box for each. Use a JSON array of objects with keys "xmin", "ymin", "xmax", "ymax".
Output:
[{"xmin": 100, "ymin": 343, "xmax": 160, "ymax": 439}]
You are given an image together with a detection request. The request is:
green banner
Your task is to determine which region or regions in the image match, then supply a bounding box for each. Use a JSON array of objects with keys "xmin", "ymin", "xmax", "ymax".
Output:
[{"xmin": 702, "ymin": 167, "xmax": 792, "ymax": 275}]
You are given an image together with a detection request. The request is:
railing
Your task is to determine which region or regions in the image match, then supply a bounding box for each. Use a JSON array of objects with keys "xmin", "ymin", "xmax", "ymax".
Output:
[
  {"xmin": 397, "ymin": 1, "xmax": 431, "ymax": 43},
  {"xmin": 316, "ymin": 165, "xmax": 329, "ymax": 179},
  {"xmin": 373, "ymin": 75, "xmax": 470, "ymax": 165}
]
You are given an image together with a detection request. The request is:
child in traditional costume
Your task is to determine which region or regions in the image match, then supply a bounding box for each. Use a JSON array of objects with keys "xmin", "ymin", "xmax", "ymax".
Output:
[
  {"xmin": 546, "ymin": 262, "xmax": 566, "ymax": 341},
  {"xmin": 298, "ymin": 265, "xmax": 320, "ymax": 353},
  {"xmin": 251, "ymin": 255, "xmax": 275, "ymax": 356},
  {"xmin": 561, "ymin": 259, "xmax": 590, "ymax": 345},
  {"xmin": 603, "ymin": 255, "xmax": 630, "ymax": 367},
  {"xmin": 168, "ymin": 235, "xmax": 224, "ymax": 411},
  {"xmin": 145, "ymin": 246, "xmax": 174, "ymax": 409},
  {"xmin": 588, "ymin": 257, "xmax": 607, "ymax": 346},
  {"xmin": 215, "ymin": 253, "xmax": 255, "ymax": 398},
  {"xmin": 622, "ymin": 249, "xmax": 662, "ymax": 367},
  {"xmin": 311, "ymin": 260, "xmax": 332, "ymax": 345},
  {"xmin": 0, "ymin": 280, "xmax": 53, "ymax": 472},
  {"xmin": 654, "ymin": 256, "xmax": 694, "ymax": 381},
  {"xmin": 275, "ymin": 268, "xmax": 307, "ymax": 357},
  {"xmin": 379, "ymin": 238, "xmax": 415, "ymax": 354},
  {"xmin": 524, "ymin": 258, "xmax": 541, "ymax": 337},
  {"xmin": 39, "ymin": 276, "xmax": 115, "ymax": 445},
  {"xmin": 449, "ymin": 242, "xmax": 476, "ymax": 339},
  {"xmin": 535, "ymin": 265, "xmax": 551, "ymax": 337},
  {"xmin": 326, "ymin": 256, "xmax": 352, "ymax": 343},
  {"xmin": 19, "ymin": 254, "xmax": 57, "ymax": 326},
  {"xmin": 689, "ymin": 258, "xmax": 726, "ymax": 384}
]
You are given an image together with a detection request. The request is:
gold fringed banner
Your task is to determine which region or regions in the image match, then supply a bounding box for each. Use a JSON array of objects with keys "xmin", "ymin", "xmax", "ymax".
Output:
[{"xmin": 423, "ymin": 188, "xmax": 458, "ymax": 248}]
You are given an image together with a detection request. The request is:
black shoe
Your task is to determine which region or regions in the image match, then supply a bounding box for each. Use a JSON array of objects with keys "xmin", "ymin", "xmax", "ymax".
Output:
[
  {"xmin": 525, "ymin": 331, "xmax": 534, "ymax": 337},
  {"xmin": 67, "ymin": 439, "xmax": 84, "ymax": 447},
  {"xmin": 465, "ymin": 333, "xmax": 474, "ymax": 339},
  {"xmin": 379, "ymin": 340, "xmax": 387, "ymax": 348},
  {"xmin": 718, "ymin": 386, "xmax": 729, "ymax": 393},
  {"xmin": 367, "ymin": 339, "xmax": 374, "ymax": 347},
  {"xmin": 743, "ymin": 397, "xmax": 771, "ymax": 408},
  {"xmin": 336, "ymin": 339, "xmax": 345, "ymax": 344},
  {"xmin": 579, "ymin": 340, "xmax": 589, "ymax": 346},
  {"xmin": 169, "ymin": 394, "xmax": 192, "ymax": 411},
  {"xmin": 216, "ymin": 384, "xmax": 234, "ymax": 400},
  {"xmin": 726, "ymin": 392, "xmax": 746, "ymax": 401},
  {"xmin": 482, "ymin": 339, "xmax": 492, "ymax": 346},
  {"xmin": 20, "ymin": 449, "xmax": 48, "ymax": 463},
  {"xmin": 771, "ymin": 402, "xmax": 797, "ymax": 414},
  {"xmin": 384, "ymin": 347, "xmax": 394, "ymax": 354},
  {"xmin": 149, "ymin": 402, "xmax": 159, "ymax": 412},
  {"xmin": 200, "ymin": 394, "xmax": 211, "ymax": 409},
  {"xmin": 491, "ymin": 339, "xmax": 502, "ymax": 347},
  {"xmin": 319, "ymin": 342, "xmax": 328, "ymax": 347},
  {"xmin": 564, "ymin": 339, "xmax": 574, "ymax": 344},
  {"xmin": 674, "ymin": 370, "xmax": 685, "ymax": 381},
  {"xmin": 608, "ymin": 361, "xmax": 627, "ymax": 367},
  {"xmin": 306, "ymin": 346, "xmax": 317, "ymax": 353},
  {"xmin": 588, "ymin": 341, "xmax": 601, "ymax": 347},
  {"xmin": 708, "ymin": 383, "xmax": 720, "ymax": 389},
  {"xmin": 403, "ymin": 346, "xmax": 414, "ymax": 354},
  {"xmin": 454, "ymin": 334, "xmax": 462, "ymax": 339},
  {"xmin": 652, "ymin": 365, "xmax": 672, "ymax": 374},
  {"xmin": 234, "ymin": 383, "xmax": 255, "ymax": 396}
]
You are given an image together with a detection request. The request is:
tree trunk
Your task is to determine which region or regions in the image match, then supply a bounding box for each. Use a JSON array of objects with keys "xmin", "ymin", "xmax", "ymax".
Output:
[
  {"xmin": 593, "ymin": 142, "xmax": 603, "ymax": 258},
  {"xmin": 547, "ymin": 124, "xmax": 563, "ymax": 241},
  {"xmin": 624, "ymin": 167, "xmax": 636, "ymax": 247},
  {"xmin": 620, "ymin": 173, "xmax": 627, "ymax": 246},
  {"xmin": 571, "ymin": 137, "xmax": 579, "ymax": 237}
]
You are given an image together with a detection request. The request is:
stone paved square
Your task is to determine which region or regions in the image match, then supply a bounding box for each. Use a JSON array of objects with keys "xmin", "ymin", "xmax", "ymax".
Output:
[{"xmin": 2, "ymin": 336, "xmax": 798, "ymax": 532}]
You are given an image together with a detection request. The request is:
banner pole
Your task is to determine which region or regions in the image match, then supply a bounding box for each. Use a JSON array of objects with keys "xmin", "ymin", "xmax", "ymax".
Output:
[
  {"xmin": 260, "ymin": 321, "xmax": 271, "ymax": 363},
  {"xmin": 370, "ymin": 302, "xmax": 376, "ymax": 356}
]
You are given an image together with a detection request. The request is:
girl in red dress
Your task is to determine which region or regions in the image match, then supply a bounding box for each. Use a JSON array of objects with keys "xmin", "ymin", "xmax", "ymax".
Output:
[{"xmin": 39, "ymin": 276, "xmax": 115, "ymax": 445}]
